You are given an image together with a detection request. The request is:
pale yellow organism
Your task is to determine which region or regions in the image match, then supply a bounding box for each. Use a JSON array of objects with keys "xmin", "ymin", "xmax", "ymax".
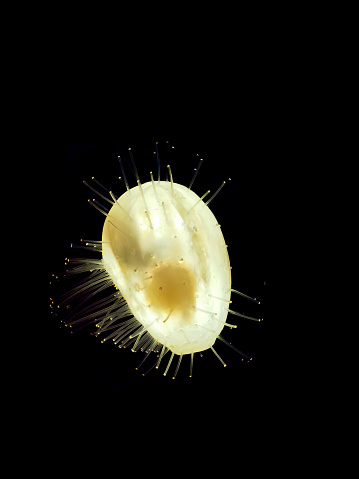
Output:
[
  {"xmin": 54, "ymin": 145, "xmax": 262, "ymax": 379},
  {"xmin": 102, "ymin": 180, "xmax": 231, "ymax": 356}
]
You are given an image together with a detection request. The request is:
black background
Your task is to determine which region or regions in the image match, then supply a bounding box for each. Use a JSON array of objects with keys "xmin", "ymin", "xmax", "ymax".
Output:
[
  {"xmin": 13, "ymin": 7, "xmax": 325, "ymax": 463},
  {"xmin": 28, "ymin": 29, "xmax": 306, "ymax": 409},
  {"xmin": 38, "ymin": 99, "xmax": 284, "ymax": 408}
]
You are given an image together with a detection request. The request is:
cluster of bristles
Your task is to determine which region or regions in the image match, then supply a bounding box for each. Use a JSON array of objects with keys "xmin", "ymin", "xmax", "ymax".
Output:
[{"xmin": 49, "ymin": 143, "xmax": 262, "ymax": 379}]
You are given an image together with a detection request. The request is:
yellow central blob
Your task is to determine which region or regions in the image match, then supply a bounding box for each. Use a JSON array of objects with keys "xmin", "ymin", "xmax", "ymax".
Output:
[{"xmin": 145, "ymin": 263, "xmax": 196, "ymax": 316}]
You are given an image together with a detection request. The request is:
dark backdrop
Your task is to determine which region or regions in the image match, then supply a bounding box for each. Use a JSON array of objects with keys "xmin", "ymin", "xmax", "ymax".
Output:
[{"xmin": 37, "ymin": 87, "xmax": 289, "ymax": 407}]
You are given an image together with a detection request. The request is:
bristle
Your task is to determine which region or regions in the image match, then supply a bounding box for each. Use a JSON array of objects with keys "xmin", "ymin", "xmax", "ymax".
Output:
[
  {"xmin": 188, "ymin": 155, "xmax": 203, "ymax": 190},
  {"xmin": 69, "ymin": 243, "xmax": 102, "ymax": 253},
  {"xmin": 187, "ymin": 190, "xmax": 211, "ymax": 213},
  {"xmin": 57, "ymin": 270, "xmax": 109, "ymax": 308},
  {"xmin": 208, "ymin": 293, "xmax": 232, "ymax": 303},
  {"xmin": 92, "ymin": 177, "xmax": 113, "ymax": 196},
  {"xmin": 136, "ymin": 351, "xmax": 151, "ymax": 371},
  {"xmin": 88, "ymin": 198, "xmax": 109, "ymax": 216},
  {"xmin": 131, "ymin": 329, "xmax": 146, "ymax": 352},
  {"xmin": 205, "ymin": 181, "xmax": 226, "ymax": 206},
  {"xmin": 231, "ymin": 289, "xmax": 260, "ymax": 304},
  {"xmin": 156, "ymin": 141, "xmax": 160, "ymax": 183},
  {"xmin": 167, "ymin": 164, "xmax": 174, "ymax": 196},
  {"xmin": 107, "ymin": 219, "xmax": 132, "ymax": 238},
  {"xmin": 137, "ymin": 179, "xmax": 153, "ymax": 229},
  {"xmin": 109, "ymin": 191, "xmax": 130, "ymax": 218},
  {"xmin": 142, "ymin": 357, "xmax": 159, "ymax": 376},
  {"xmin": 128, "ymin": 148, "xmax": 140, "ymax": 184},
  {"xmin": 172, "ymin": 354, "xmax": 183, "ymax": 379},
  {"xmin": 79, "ymin": 239, "xmax": 106, "ymax": 244},
  {"xmin": 64, "ymin": 258, "xmax": 104, "ymax": 275},
  {"xmin": 163, "ymin": 351, "xmax": 175, "ymax": 376},
  {"xmin": 150, "ymin": 171, "xmax": 159, "ymax": 204},
  {"xmin": 163, "ymin": 309, "xmax": 173, "ymax": 323},
  {"xmin": 156, "ymin": 345, "xmax": 168, "ymax": 369},
  {"xmin": 211, "ymin": 346, "xmax": 226, "ymax": 367},
  {"xmin": 217, "ymin": 335, "xmax": 252, "ymax": 360},
  {"xmin": 189, "ymin": 352, "xmax": 194, "ymax": 377},
  {"xmin": 83, "ymin": 179, "xmax": 114, "ymax": 206},
  {"xmin": 118, "ymin": 156, "xmax": 130, "ymax": 192},
  {"xmin": 227, "ymin": 308, "xmax": 263, "ymax": 321}
]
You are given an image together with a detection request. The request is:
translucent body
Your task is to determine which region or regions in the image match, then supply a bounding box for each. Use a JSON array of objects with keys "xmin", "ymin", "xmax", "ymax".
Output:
[{"xmin": 102, "ymin": 181, "xmax": 231, "ymax": 355}]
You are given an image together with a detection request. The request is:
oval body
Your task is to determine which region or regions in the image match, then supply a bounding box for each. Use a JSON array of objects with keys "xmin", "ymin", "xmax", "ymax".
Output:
[{"xmin": 102, "ymin": 181, "xmax": 231, "ymax": 355}]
